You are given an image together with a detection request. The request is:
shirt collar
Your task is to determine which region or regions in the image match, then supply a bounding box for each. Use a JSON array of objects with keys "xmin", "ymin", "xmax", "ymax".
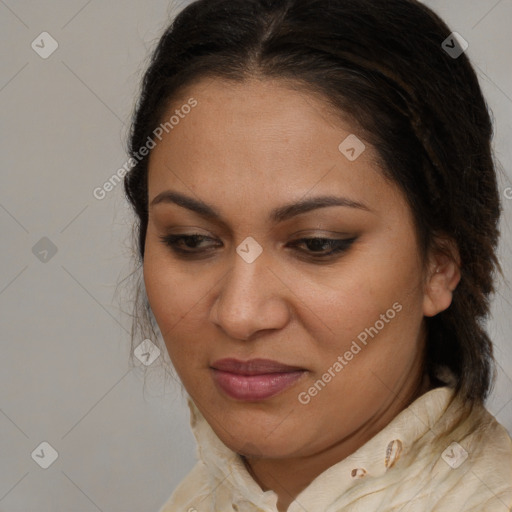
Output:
[{"xmin": 186, "ymin": 385, "xmax": 459, "ymax": 510}]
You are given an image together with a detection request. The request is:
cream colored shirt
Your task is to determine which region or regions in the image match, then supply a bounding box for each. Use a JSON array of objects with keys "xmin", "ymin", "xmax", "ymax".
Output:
[{"xmin": 159, "ymin": 386, "xmax": 512, "ymax": 511}]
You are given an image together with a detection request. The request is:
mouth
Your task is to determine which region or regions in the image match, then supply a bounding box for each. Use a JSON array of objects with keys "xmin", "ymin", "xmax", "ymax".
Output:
[{"xmin": 210, "ymin": 358, "xmax": 307, "ymax": 401}]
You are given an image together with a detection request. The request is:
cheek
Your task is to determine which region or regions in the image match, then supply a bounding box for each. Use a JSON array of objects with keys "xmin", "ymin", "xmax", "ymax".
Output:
[
  {"xmin": 352, "ymin": 222, "xmax": 424, "ymax": 309},
  {"xmin": 143, "ymin": 250, "xmax": 175, "ymax": 326},
  {"xmin": 300, "ymin": 245, "xmax": 425, "ymax": 376},
  {"xmin": 319, "ymin": 255, "xmax": 421, "ymax": 336},
  {"xmin": 142, "ymin": 244, "xmax": 204, "ymax": 356}
]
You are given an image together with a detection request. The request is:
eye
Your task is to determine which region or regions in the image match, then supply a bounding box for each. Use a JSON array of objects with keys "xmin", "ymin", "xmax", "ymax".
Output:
[
  {"xmin": 287, "ymin": 236, "xmax": 357, "ymax": 258},
  {"xmin": 159, "ymin": 233, "xmax": 357, "ymax": 260},
  {"xmin": 158, "ymin": 234, "xmax": 219, "ymax": 254}
]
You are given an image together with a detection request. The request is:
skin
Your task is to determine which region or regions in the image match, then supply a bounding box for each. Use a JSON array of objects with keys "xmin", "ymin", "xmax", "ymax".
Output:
[{"xmin": 143, "ymin": 77, "xmax": 461, "ymax": 511}]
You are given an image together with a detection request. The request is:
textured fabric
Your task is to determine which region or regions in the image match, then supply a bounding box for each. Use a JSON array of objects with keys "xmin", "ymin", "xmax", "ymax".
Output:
[{"xmin": 159, "ymin": 386, "xmax": 512, "ymax": 511}]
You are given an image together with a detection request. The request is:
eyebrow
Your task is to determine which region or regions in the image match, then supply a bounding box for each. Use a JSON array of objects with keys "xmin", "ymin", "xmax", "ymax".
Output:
[{"xmin": 149, "ymin": 190, "xmax": 372, "ymax": 224}]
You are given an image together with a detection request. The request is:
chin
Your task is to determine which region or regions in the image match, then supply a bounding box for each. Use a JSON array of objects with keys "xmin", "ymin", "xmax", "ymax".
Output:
[{"xmin": 217, "ymin": 426, "xmax": 303, "ymax": 460}]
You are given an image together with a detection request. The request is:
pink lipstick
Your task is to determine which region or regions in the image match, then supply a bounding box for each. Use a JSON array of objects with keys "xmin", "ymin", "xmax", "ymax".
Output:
[{"xmin": 210, "ymin": 358, "xmax": 306, "ymax": 401}]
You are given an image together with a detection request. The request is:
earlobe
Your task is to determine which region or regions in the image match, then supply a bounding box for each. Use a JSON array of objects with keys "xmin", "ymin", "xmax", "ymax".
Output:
[{"xmin": 422, "ymin": 241, "xmax": 461, "ymax": 317}]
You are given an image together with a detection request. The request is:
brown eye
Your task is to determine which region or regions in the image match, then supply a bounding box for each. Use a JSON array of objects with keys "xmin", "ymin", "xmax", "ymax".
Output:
[
  {"xmin": 159, "ymin": 234, "xmax": 219, "ymax": 254},
  {"xmin": 288, "ymin": 237, "xmax": 357, "ymax": 258}
]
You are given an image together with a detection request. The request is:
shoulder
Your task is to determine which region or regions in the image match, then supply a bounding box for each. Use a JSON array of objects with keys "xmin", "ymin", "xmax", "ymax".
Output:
[
  {"xmin": 427, "ymin": 404, "xmax": 512, "ymax": 511},
  {"xmin": 158, "ymin": 461, "xmax": 213, "ymax": 512}
]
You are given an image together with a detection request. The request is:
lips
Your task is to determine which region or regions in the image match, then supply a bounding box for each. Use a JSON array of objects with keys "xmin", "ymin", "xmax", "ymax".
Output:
[
  {"xmin": 210, "ymin": 358, "xmax": 307, "ymax": 401},
  {"xmin": 211, "ymin": 358, "xmax": 305, "ymax": 375}
]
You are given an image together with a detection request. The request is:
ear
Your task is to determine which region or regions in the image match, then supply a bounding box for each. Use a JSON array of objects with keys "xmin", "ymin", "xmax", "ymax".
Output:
[{"xmin": 423, "ymin": 236, "xmax": 461, "ymax": 317}]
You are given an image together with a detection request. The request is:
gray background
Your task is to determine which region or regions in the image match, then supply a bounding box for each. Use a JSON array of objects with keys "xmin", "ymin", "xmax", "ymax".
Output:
[{"xmin": 0, "ymin": 1, "xmax": 511, "ymax": 511}]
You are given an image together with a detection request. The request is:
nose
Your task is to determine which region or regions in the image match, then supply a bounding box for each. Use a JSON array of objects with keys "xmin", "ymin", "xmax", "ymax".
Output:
[{"xmin": 209, "ymin": 250, "xmax": 291, "ymax": 341}]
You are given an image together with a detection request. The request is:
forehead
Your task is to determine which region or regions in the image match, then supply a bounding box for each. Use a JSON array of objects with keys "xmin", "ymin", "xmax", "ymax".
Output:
[{"xmin": 146, "ymin": 77, "xmax": 402, "ymax": 219}]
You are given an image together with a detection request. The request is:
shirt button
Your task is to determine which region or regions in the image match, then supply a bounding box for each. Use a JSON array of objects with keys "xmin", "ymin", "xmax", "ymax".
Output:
[
  {"xmin": 232, "ymin": 505, "xmax": 239, "ymax": 511},
  {"xmin": 385, "ymin": 439, "xmax": 403, "ymax": 468},
  {"xmin": 351, "ymin": 467, "xmax": 367, "ymax": 478}
]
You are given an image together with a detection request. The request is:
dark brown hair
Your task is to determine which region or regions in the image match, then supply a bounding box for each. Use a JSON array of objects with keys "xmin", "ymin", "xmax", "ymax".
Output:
[{"xmin": 124, "ymin": 0, "xmax": 502, "ymax": 404}]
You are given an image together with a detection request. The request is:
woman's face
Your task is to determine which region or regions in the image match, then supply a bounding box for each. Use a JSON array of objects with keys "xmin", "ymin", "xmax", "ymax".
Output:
[{"xmin": 143, "ymin": 77, "xmax": 442, "ymax": 458}]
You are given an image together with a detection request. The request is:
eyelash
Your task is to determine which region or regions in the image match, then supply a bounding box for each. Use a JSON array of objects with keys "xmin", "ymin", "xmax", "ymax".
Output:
[{"xmin": 158, "ymin": 233, "xmax": 357, "ymax": 260}]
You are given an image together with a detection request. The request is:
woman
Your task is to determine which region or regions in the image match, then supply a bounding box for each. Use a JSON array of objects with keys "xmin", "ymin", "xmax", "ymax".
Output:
[{"xmin": 124, "ymin": 0, "xmax": 512, "ymax": 510}]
